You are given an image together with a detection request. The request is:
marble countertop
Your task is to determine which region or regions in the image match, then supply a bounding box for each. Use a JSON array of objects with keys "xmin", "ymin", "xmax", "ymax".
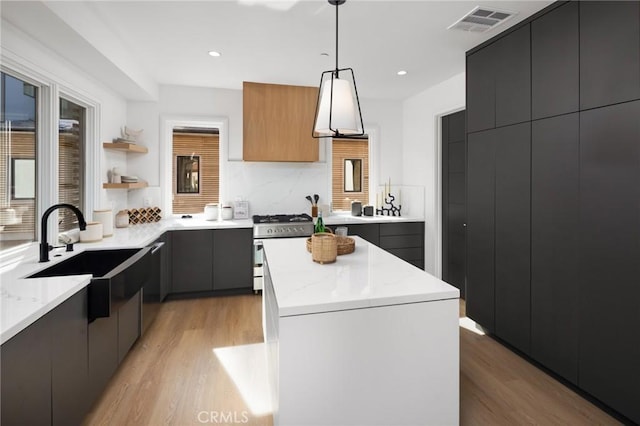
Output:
[
  {"xmin": 262, "ymin": 236, "xmax": 458, "ymax": 317},
  {"xmin": 0, "ymin": 215, "xmax": 253, "ymax": 345},
  {"xmin": 323, "ymin": 214, "xmax": 423, "ymax": 226}
]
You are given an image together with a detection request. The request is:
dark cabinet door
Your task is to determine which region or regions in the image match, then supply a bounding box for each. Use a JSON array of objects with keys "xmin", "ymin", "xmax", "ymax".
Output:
[
  {"xmin": 172, "ymin": 229, "xmax": 214, "ymax": 293},
  {"xmin": 51, "ymin": 288, "xmax": 89, "ymax": 426},
  {"xmin": 579, "ymin": 101, "xmax": 640, "ymax": 424},
  {"xmin": 160, "ymin": 231, "xmax": 172, "ymax": 300},
  {"xmin": 531, "ymin": 2, "xmax": 579, "ymax": 119},
  {"xmin": 88, "ymin": 314, "xmax": 118, "ymax": 403},
  {"xmin": 580, "ymin": 1, "xmax": 640, "ymax": 110},
  {"xmin": 118, "ymin": 290, "xmax": 141, "ymax": 363},
  {"xmin": 495, "ymin": 25, "xmax": 531, "ymax": 127},
  {"xmin": 1, "ymin": 315, "xmax": 52, "ymax": 426},
  {"xmin": 494, "ymin": 123, "xmax": 531, "ymax": 355},
  {"xmin": 442, "ymin": 110, "xmax": 467, "ymax": 294},
  {"xmin": 531, "ymin": 114, "xmax": 579, "ymax": 384},
  {"xmin": 344, "ymin": 223, "xmax": 379, "ymax": 245},
  {"xmin": 213, "ymin": 228, "xmax": 253, "ymax": 290},
  {"xmin": 466, "ymin": 129, "xmax": 496, "ymax": 331},
  {"xmin": 466, "ymin": 45, "xmax": 495, "ymax": 133}
]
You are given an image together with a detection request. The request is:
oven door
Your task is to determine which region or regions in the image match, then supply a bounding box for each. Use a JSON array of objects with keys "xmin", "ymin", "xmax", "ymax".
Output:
[{"xmin": 253, "ymin": 239, "xmax": 264, "ymax": 293}]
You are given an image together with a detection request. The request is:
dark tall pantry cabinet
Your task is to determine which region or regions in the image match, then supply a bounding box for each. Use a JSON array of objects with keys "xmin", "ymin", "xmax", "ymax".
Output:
[{"xmin": 465, "ymin": 1, "xmax": 640, "ymax": 423}]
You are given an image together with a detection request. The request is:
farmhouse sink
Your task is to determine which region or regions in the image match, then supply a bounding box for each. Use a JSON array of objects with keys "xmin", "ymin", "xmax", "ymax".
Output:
[{"xmin": 28, "ymin": 248, "xmax": 152, "ymax": 321}]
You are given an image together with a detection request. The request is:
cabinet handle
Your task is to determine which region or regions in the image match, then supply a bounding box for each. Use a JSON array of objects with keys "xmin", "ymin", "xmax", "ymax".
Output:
[{"xmin": 151, "ymin": 241, "xmax": 165, "ymax": 254}]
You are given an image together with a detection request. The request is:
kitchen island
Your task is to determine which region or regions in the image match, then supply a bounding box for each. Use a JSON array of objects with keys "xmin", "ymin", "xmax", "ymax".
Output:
[{"xmin": 261, "ymin": 236, "xmax": 460, "ymax": 426}]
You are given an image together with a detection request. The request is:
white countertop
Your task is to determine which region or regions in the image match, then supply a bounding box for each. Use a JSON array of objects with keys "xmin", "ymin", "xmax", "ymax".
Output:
[
  {"xmin": 323, "ymin": 214, "xmax": 423, "ymax": 226},
  {"xmin": 0, "ymin": 215, "xmax": 253, "ymax": 345},
  {"xmin": 262, "ymin": 236, "xmax": 458, "ymax": 317}
]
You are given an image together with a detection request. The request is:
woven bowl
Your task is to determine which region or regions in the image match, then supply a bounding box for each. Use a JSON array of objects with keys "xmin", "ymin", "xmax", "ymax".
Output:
[{"xmin": 307, "ymin": 235, "xmax": 355, "ymax": 256}]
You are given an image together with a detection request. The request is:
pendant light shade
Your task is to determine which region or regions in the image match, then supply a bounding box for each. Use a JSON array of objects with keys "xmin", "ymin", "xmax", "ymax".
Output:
[{"xmin": 312, "ymin": 0, "xmax": 365, "ymax": 138}]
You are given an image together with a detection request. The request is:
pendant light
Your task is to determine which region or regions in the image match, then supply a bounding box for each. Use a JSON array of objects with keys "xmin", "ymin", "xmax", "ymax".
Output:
[{"xmin": 312, "ymin": 0, "xmax": 365, "ymax": 138}]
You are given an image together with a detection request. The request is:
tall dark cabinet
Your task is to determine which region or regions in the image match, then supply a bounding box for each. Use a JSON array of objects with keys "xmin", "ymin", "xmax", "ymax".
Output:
[
  {"xmin": 531, "ymin": 113, "xmax": 580, "ymax": 385},
  {"xmin": 466, "ymin": 1, "xmax": 640, "ymax": 423},
  {"xmin": 578, "ymin": 101, "xmax": 640, "ymax": 422}
]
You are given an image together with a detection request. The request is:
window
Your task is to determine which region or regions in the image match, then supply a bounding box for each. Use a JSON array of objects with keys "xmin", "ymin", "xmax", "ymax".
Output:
[
  {"xmin": 172, "ymin": 128, "xmax": 219, "ymax": 214},
  {"xmin": 332, "ymin": 137, "xmax": 369, "ymax": 211},
  {"xmin": 0, "ymin": 71, "xmax": 37, "ymax": 249},
  {"xmin": 58, "ymin": 98, "xmax": 85, "ymax": 232}
]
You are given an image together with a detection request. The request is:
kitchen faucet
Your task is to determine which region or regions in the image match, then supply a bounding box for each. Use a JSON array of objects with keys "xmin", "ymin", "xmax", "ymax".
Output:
[{"xmin": 40, "ymin": 203, "xmax": 87, "ymax": 262}]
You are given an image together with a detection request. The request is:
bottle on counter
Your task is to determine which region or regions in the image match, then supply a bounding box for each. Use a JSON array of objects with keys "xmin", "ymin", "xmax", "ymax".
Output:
[{"xmin": 314, "ymin": 211, "xmax": 326, "ymax": 233}]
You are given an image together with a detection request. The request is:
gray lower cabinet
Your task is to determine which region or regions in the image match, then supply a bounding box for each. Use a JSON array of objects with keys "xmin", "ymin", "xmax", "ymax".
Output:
[
  {"xmin": 88, "ymin": 313, "xmax": 118, "ymax": 403},
  {"xmin": 1, "ymin": 288, "xmax": 89, "ymax": 426},
  {"xmin": 171, "ymin": 229, "xmax": 214, "ymax": 293},
  {"xmin": 171, "ymin": 228, "xmax": 253, "ymax": 294},
  {"xmin": 379, "ymin": 222, "xmax": 425, "ymax": 269},
  {"xmin": 118, "ymin": 290, "xmax": 141, "ymax": 363},
  {"xmin": 213, "ymin": 228, "xmax": 253, "ymax": 290},
  {"xmin": 341, "ymin": 223, "xmax": 379, "ymax": 245}
]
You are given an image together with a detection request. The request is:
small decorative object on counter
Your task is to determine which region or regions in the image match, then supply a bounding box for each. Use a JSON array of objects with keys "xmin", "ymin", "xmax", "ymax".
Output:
[
  {"xmin": 363, "ymin": 205, "xmax": 374, "ymax": 216},
  {"xmin": 233, "ymin": 200, "xmax": 249, "ymax": 219},
  {"xmin": 204, "ymin": 203, "xmax": 218, "ymax": 220},
  {"xmin": 221, "ymin": 205, "xmax": 233, "ymax": 220},
  {"xmin": 314, "ymin": 211, "xmax": 326, "ymax": 233},
  {"xmin": 311, "ymin": 232, "xmax": 337, "ymax": 264},
  {"xmin": 115, "ymin": 210, "xmax": 130, "ymax": 228},
  {"xmin": 351, "ymin": 201, "xmax": 362, "ymax": 216},
  {"xmin": 127, "ymin": 207, "xmax": 162, "ymax": 224},
  {"xmin": 93, "ymin": 209, "xmax": 113, "ymax": 237},
  {"xmin": 376, "ymin": 178, "xmax": 402, "ymax": 217},
  {"xmin": 80, "ymin": 221, "xmax": 103, "ymax": 242}
]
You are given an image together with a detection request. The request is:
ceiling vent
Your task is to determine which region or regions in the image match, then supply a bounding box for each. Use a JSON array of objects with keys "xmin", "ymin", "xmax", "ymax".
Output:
[{"xmin": 448, "ymin": 6, "xmax": 517, "ymax": 33}]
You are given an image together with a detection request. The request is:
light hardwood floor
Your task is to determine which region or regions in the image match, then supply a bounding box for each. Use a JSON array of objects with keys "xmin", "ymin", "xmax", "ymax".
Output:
[{"xmin": 83, "ymin": 296, "xmax": 621, "ymax": 426}]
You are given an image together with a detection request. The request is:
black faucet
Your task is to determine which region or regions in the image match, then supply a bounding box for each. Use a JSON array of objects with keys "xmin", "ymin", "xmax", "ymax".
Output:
[{"xmin": 40, "ymin": 203, "xmax": 87, "ymax": 262}]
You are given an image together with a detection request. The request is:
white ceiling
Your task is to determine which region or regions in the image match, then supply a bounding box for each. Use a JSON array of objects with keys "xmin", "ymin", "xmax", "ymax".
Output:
[{"xmin": 1, "ymin": 0, "xmax": 553, "ymax": 101}]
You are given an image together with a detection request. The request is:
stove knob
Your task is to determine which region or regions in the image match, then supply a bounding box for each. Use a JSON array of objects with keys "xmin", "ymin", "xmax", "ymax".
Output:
[{"xmin": 267, "ymin": 228, "xmax": 273, "ymax": 234}]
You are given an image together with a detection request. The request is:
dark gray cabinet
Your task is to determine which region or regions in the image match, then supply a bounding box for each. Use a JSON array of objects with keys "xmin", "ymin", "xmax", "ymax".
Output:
[
  {"xmin": 580, "ymin": 1, "xmax": 640, "ymax": 110},
  {"xmin": 466, "ymin": 44, "xmax": 495, "ymax": 133},
  {"xmin": 531, "ymin": 113, "xmax": 580, "ymax": 385},
  {"xmin": 171, "ymin": 229, "xmax": 214, "ymax": 293},
  {"xmin": 213, "ymin": 228, "xmax": 253, "ymax": 290},
  {"xmin": 579, "ymin": 101, "xmax": 640, "ymax": 422},
  {"xmin": 379, "ymin": 222, "xmax": 424, "ymax": 269},
  {"xmin": 467, "ymin": 24, "xmax": 530, "ymax": 133},
  {"xmin": 531, "ymin": 1, "xmax": 579, "ymax": 119},
  {"xmin": 118, "ymin": 290, "xmax": 141, "ymax": 363},
  {"xmin": 341, "ymin": 223, "xmax": 379, "ymax": 245},
  {"xmin": 51, "ymin": 288, "xmax": 89, "ymax": 426},
  {"xmin": 494, "ymin": 25, "xmax": 531, "ymax": 128},
  {"xmin": 1, "ymin": 288, "xmax": 89, "ymax": 426},
  {"xmin": 494, "ymin": 123, "xmax": 530, "ymax": 355},
  {"xmin": 466, "ymin": 129, "xmax": 496, "ymax": 332},
  {"xmin": 88, "ymin": 313, "xmax": 118, "ymax": 403},
  {"xmin": 1, "ymin": 312, "xmax": 52, "ymax": 426},
  {"xmin": 161, "ymin": 231, "xmax": 172, "ymax": 299}
]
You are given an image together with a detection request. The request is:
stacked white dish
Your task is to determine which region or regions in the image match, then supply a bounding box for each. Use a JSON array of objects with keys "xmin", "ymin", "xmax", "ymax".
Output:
[{"xmin": 120, "ymin": 175, "xmax": 138, "ymax": 183}]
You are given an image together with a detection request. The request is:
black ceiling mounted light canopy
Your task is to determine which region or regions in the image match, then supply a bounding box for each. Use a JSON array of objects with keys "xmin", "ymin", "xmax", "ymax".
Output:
[{"xmin": 312, "ymin": 0, "xmax": 365, "ymax": 139}]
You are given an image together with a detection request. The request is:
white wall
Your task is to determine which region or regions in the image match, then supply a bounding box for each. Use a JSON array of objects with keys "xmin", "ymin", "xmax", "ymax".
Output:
[
  {"xmin": 402, "ymin": 72, "xmax": 465, "ymax": 276},
  {"xmin": 127, "ymin": 84, "xmax": 404, "ymax": 216},
  {"xmin": 1, "ymin": 20, "xmax": 129, "ymax": 222}
]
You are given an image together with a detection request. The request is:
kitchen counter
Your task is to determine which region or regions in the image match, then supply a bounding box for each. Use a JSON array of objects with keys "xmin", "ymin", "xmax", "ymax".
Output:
[
  {"xmin": 323, "ymin": 213, "xmax": 423, "ymax": 225},
  {"xmin": 0, "ymin": 215, "xmax": 253, "ymax": 344},
  {"xmin": 262, "ymin": 236, "xmax": 459, "ymax": 425},
  {"xmin": 261, "ymin": 236, "xmax": 454, "ymax": 316}
]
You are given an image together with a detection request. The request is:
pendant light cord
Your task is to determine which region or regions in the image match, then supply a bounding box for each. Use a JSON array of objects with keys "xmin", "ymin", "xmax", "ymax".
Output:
[{"xmin": 335, "ymin": 1, "xmax": 339, "ymax": 75}]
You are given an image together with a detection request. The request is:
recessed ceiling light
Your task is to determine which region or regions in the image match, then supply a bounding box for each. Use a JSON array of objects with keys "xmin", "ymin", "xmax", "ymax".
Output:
[
  {"xmin": 397, "ymin": 70, "xmax": 407, "ymax": 76},
  {"xmin": 208, "ymin": 51, "xmax": 221, "ymax": 57}
]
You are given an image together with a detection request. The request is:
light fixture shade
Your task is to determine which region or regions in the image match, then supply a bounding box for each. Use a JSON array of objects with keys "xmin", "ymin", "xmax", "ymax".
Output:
[{"xmin": 312, "ymin": 68, "xmax": 365, "ymax": 138}]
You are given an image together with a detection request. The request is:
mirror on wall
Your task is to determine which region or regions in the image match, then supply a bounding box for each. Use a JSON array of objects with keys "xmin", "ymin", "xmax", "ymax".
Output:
[
  {"xmin": 176, "ymin": 155, "xmax": 200, "ymax": 194},
  {"xmin": 344, "ymin": 158, "xmax": 362, "ymax": 192}
]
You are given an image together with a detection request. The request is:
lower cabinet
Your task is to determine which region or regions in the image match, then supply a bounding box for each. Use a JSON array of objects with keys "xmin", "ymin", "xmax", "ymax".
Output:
[
  {"xmin": 344, "ymin": 223, "xmax": 380, "ymax": 245},
  {"xmin": 118, "ymin": 291, "xmax": 141, "ymax": 363},
  {"xmin": 213, "ymin": 228, "xmax": 253, "ymax": 290},
  {"xmin": 379, "ymin": 222, "xmax": 425, "ymax": 269},
  {"xmin": 1, "ymin": 288, "xmax": 89, "ymax": 426},
  {"xmin": 171, "ymin": 228, "xmax": 253, "ymax": 294},
  {"xmin": 88, "ymin": 313, "xmax": 118, "ymax": 403}
]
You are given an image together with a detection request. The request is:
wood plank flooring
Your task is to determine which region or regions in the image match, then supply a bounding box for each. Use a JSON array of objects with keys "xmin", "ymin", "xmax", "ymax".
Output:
[{"xmin": 83, "ymin": 296, "xmax": 620, "ymax": 426}]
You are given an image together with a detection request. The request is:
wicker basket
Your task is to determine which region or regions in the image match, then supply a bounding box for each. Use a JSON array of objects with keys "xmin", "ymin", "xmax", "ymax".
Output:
[
  {"xmin": 311, "ymin": 232, "xmax": 337, "ymax": 264},
  {"xmin": 307, "ymin": 235, "xmax": 355, "ymax": 256}
]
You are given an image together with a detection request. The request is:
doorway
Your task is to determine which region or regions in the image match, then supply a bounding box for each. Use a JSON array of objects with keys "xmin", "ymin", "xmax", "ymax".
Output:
[{"xmin": 441, "ymin": 110, "xmax": 466, "ymax": 297}]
